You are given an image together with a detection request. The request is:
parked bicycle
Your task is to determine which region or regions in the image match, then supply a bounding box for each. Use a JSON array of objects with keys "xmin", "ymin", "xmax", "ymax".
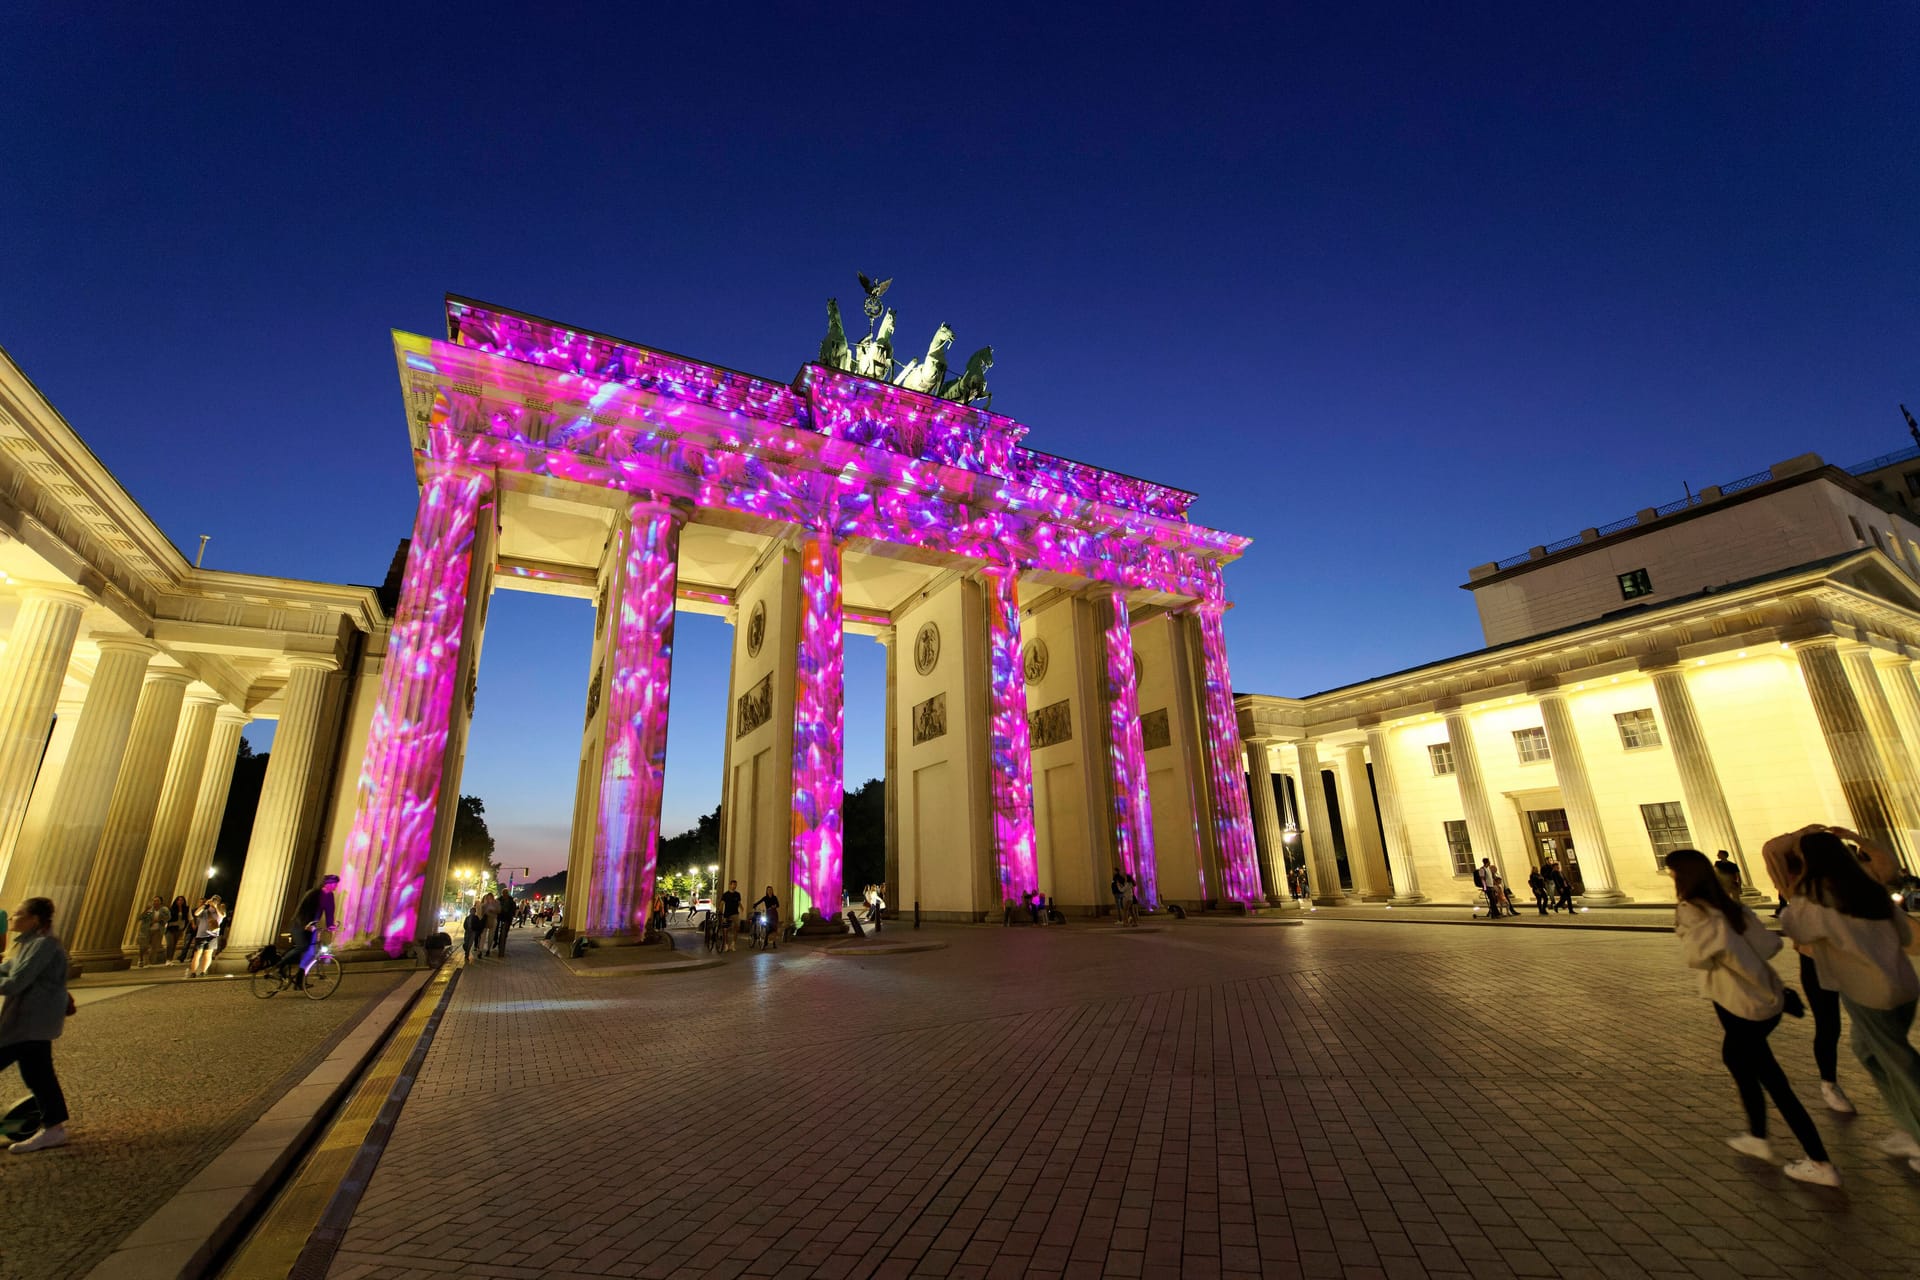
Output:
[
  {"xmin": 248, "ymin": 938, "xmax": 341, "ymax": 1000},
  {"xmin": 702, "ymin": 912, "xmax": 726, "ymax": 954},
  {"xmin": 749, "ymin": 912, "xmax": 771, "ymax": 949}
]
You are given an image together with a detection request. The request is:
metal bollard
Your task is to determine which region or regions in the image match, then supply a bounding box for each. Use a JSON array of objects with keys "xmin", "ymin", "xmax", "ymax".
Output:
[{"xmin": 914, "ymin": 899, "xmax": 921, "ymax": 929}]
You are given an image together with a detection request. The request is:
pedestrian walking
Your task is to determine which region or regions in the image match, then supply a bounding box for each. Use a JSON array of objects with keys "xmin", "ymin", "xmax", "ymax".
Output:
[
  {"xmin": 0, "ymin": 897, "xmax": 73, "ymax": 1154},
  {"xmin": 494, "ymin": 890, "xmax": 515, "ymax": 955},
  {"xmin": 461, "ymin": 899, "xmax": 484, "ymax": 963},
  {"xmin": 1110, "ymin": 869, "xmax": 1128, "ymax": 924},
  {"xmin": 1478, "ymin": 859, "xmax": 1510, "ymax": 918},
  {"xmin": 1667, "ymin": 849, "xmax": 1838, "ymax": 1186},
  {"xmin": 1527, "ymin": 868, "xmax": 1549, "ymax": 916},
  {"xmin": 1546, "ymin": 860, "xmax": 1575, "ymax": 913},
  {"xmin": 1714, "ymin": 850, "xmax": 1744, "ymax": 900},
  {"xmin": 475, "ymin": 892, "xmax": 497, "ymax": 958},
  {"xmin": 721, "ymin": 880, "xmax": 742, "ymax": 950},
  {"xmin": 136, "ymin": 896, "xmax": 169, "ymax": 967},
  {"xmin": 1777, "ymin": 826, "xmax": 1920, "ymax": 1170},
  {"xmin": 755, "ymin": 885, "xmax": 781, "ymax": 947}
]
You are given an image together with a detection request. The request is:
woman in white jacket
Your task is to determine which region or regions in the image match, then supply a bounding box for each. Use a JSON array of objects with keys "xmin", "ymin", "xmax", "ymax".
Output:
[
  {"xmin": 1780, "ymin": 828, "xmax": 1920, "ymax": 1171},
  {"xmin": 1667, "ymin": 849, "xmax": 1838, "ymax": 1186}
]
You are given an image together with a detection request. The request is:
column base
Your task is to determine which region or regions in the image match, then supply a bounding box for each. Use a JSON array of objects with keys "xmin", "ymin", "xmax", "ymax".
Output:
[
  {"xmin": 1577, "ymin": 889, "xmax": 1632, "ymax": 906},
  {"xmin": 68, "ymin": 950, "xmax": 132, "ymax": 973},
  {"xmin": 1388, "ymin": 893, "xmax": 1430, "ymax": 906},
  {"xmin": 1358, "ymin": 893, "xmax": 1393, "ymax": 903},
  {"xmin": 1311, "ymin": 894, "xmax": 1350, "ymax": 906}
]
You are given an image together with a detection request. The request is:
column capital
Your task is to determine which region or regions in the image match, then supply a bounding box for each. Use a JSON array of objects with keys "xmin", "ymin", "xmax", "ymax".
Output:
[
  {"xmin": 92, "ymin": 635, "xmax": 160, "ymax": 660},
  {"xmin": 184, "ymin": 685, "xmax": 226, "ymax": 708},
  {"xmin": 213, "ymin": 706, "xmax": 252, "ymax": 727},
  {"xmin": 1526, "ymin": 674, "xmax": 1564, "ymax": 696},
  {"xmin": 141, "ymin": 668, "xmax": 194, "ymax": 689},
  {"xmin": 1637, "ymin": 651, "xmax": 1682, "ymax": 674},
  {"xmin": 283, "ymin": 654, "xmax": 341, "ymax": 674},
  {"xmin": 1776, "ymin": 620, "xmax": 1839, "ymax": 650},
  {"xmin": 1870, "ymin": 645, "xmax": 1916, "ymax": 668},
  {"xmin": 13, "ymin": 582, "xmax": 93, "ymax": 609}
]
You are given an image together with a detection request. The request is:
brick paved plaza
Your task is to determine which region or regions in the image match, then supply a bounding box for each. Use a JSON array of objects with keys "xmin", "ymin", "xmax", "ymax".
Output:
[{"xmin": 324, "ymin": 920, "xmax": 1917, "ymax": 1280}]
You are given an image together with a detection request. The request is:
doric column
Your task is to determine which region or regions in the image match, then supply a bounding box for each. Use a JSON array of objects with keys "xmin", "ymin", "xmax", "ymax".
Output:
[
  {"xmin": 1442, "ymin": 705, "xmax": 1507, "ymax": 883},
  {"xmin": 881, "ymin": 627, "xmax": 900, "ymax": 905},
  {"xmin": 790, "ymin": 523, "xmax": 845, "ymax": 918},
  {"xmin": 982, "ymin": 564, "xmax": 1038, "ymax": 904},
  {"xmin": 581, "ymin": 501, "xmax": 683, "ymax": 938},
  {"xmin": 1642, "ymin": 660, "xmax": 1752, "ymax": 892},
  {"xmin": 229, "ymin": 658, "xmax": 337, "ymax": 951},
  {"xmin": 1873, "ymin": 651, "xmax": 1920, "ymax": 799},
  {"xmin": 1793, "ymin": 636, "xmax": 1914, "ymax": 866},
  {"xmin": 1337, "ymin": 743, "xmax": 1394, "ymax": 901},
  {"xmin": 1099, "ymin": 586, "xmax": 1159, "ymax": 907},
  {"xmin": 67, "ymin": 668, "xmax": 190, "ymax": 964},
  {"xmin": 1363, "ymin": 723, "xmax": 1425, "ymax": 903},
  {"xmin": 1188, "ymin": 602, "xmax": 1262, "ymax": 907},
  {"xmin": 1840, "ymin": 643, "xmax": 1920, "ymax": 858},
  {"xmin": 173, "ymin": 709, "xmax": 249, "ymax": 900},
  {"xmin": 0, "ymin": 636, "xmax": 155, "ymax": 912},
  {"xmin": 1245, "ymin": 739, "xmax": 1286, "ymax": 903},
  {"xmin": 1533, "ymin": 681, "xmax": 1626, "ymax": 903},
  {"xmin": 336, "ymin": 461, "xmax": 492, "ymax": 953},
  {"xmin": 13, "ymin": 696, "xmax": 83, "ymax": 891},
  {"xmin": 1293, "ymin": 741, "xmax": 1348, "ymax": 904},
  {"xmin": 120, "ymin": 690, "xmax": 222, "ymax": 952},
  {"xmin": 0, "ymin": 585, "xmax": 90, "ymax": 874}
]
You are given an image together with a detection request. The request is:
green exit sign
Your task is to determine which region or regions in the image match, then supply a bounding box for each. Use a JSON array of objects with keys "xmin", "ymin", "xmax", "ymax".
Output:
[{"xmin": 1618, "ymin": 568, "xmax": 1654, "ymax": 599}]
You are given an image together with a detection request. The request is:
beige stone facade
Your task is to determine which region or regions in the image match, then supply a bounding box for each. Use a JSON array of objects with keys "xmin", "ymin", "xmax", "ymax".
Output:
[{"xmin": 1240, "ymin": 458, "xmax": 1920, "ymax": 907}]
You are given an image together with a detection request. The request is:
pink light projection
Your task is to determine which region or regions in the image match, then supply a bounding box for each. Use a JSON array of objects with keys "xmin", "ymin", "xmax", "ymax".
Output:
[
  {"xmin": 1193, "ymin": 603, "xmax": 1262, "ymax": 906},
  {"xmin": 586, "ymin": 503, "xmax": 682, "ymax": 936},
  {"xmin": 983, "ymin": 565, "xmax": 1039, "ymax": 902},
  {"xmin": 338, "ymin": 455, "xmax": 490, "ymax": 954},
  {"xmin": 790, "ymin": 525, "xmax": 844, "ymax": 917},
  {"xmin": 1101, "ymin": 587, "xmax": 1158, "ymax": 908}
]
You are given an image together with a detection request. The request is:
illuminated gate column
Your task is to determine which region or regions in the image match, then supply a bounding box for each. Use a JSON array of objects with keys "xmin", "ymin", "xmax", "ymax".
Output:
[
  {"xmin": 1642, "ymin": 659, "xmax": 1752, "ymax": 894},
  {"xmin": 1337, "ymin": 743, "xmax": 1394, "ymax": 901},
  {"xmin": 1292, "ymin": 740, "xmax": 1347, "ymax": 904},
  {"xmin": 1441, "ymin": 704, "xmax": 1510, "ymax": 889},
  {"xmin": 337, "ymin": 461, "xmax": 494, "ymax": 954},
  {"xmin": 1792, "ymin": 636, "xmax": 1916, "ymax": 867},
  {"xmin": 1098, "ymin": 586, "xmax": 1158, "ymax": 907},
  {"xmin": 1363, "ymin": 722, "xmax": 1426, "ymax": 904},
  {"xmin": 1839, "ymin": 642, "xmax": 1920, "ymax": 860},
  {"xmin": 580, "ymin": 500, "xmax": 684, "ymax": 939},
  {"xmin": 0, "ymin": 585, "xmax": 90, "ymax": 876},
  {"xmin": 982, "ymin": 564, "xmax": 1038, "ymax": 906},
  {"xmin": 228, "ymin": 658, "xmax": 337, "ymax": 952},
  {"xmin": 1534, "ymin": 680, "xmax": 1626, "ymax": 903},
  {"xmin": 1188, "ymin": 602, "xmax": 1262, "ymax": 908},
  {"xmin": 172, "ymin": 708, "xmax": 250, "ymax": 900},
  {"xmin": 790, "ymin": 524, "xmax": 845, "ymax": 921}
]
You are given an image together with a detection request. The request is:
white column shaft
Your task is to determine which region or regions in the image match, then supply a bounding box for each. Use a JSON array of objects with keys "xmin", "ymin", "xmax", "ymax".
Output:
[
  {"xmin": 1795, "ymin": 640, "xmax": 1913, "ymax": 867},
  {"xmin": 121, "ymin": 695, "xmax": 220, "ymax": 949},
  {"xmin": 1841, "ymin": 645, "xmax": 1920, "ymax": 854},
  {"xmin": 1536, "ymin": 691, "xmax": 1625, "ymax": 902},
  {"xmin": 0, "ymin": 588, "xmax": 89, "ymax": 876},
  {"xmin": 1293, "ymin": 741, "xmax": 1347, "ymax": 903},
  {"xmin": 1245, "ymin": 741, "xmax": 1286, "ymax": 901},
  {"xmin": 1337, "ymin": 744, "xmax": 1393, "ymax": 900},
  {"xmin": 174, "ymin": 711, "xmax": 248, "ymax": 901},
  {"xmin": 229, "ymin": 663, "xmax": 335, "ymax": 949},
  {"xmin": 70, "ymin": 671, "xmax": 190, "ymax": 959},
  {"xmin": 1364, "ymin": 726, "xmax": 1425, "ymax": 903},
  {"xmin": 1443, "ymin": 708, "xmax": 1506, "ymax": 879},
  {"xmin": 0, "ymin": 638, "xmax": 155, "ymax": 912}
]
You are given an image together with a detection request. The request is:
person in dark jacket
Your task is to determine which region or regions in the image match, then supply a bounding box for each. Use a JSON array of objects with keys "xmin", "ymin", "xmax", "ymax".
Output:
[
  {"xmin": 289, "ymin": 875, "xmax": 338, "ymax": 979},
  {"xmin": 0, "ymin": 897, "xmax": 72, "ymax": 1153},
  {"xmin": 493, "ymin": 891, "xmax": 516, "ymax": 956}
]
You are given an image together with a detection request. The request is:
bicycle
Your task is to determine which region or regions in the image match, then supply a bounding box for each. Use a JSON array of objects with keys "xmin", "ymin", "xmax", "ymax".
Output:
[
  {"xmin": 748, "ymin": 912, "xmax": 771, "ymax": 949},
  {"xmin": 702, "ymin": 912, "xmax": 725, "ymax": 954},
  {"xmin": 249, "ymin": 939, "xmax": 341, "ymax": 1000}
]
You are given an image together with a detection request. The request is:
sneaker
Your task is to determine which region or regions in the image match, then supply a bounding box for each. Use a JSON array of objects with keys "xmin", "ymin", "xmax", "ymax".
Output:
[
  {"xmin": 1876, "ymin": 1130, "xmax": 1920, "ymax": 1158},
  {"xmin": 1821, "ymin": 1082, "xmax": 1856, "ymax": 1115},
  {"xmin": 8, "ymin": 1124, "xmax": 67, "ymax": 1154},
  {"xmin": 1783, "ymin": 1159, "xmax": 1840, "ymax": 1187},
  {"xmin": 1726, "ymin": 1134, "xmax": 1773, "ymax": 1160}
]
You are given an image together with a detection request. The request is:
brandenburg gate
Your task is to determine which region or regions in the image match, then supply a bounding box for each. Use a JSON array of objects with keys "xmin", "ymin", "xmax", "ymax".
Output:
[{"xmin": 338, "ymin": 294, "xmax": 1260, "ymax": 951}]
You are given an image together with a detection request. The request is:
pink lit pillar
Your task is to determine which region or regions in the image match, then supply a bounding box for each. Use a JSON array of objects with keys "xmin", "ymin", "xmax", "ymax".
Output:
[
  {"xmin": 983, "ymin": 565, "xmax": 1039, "ymax": 903},
  {"xmin": 338, "ymin": 460, "xmax": 492, "ymax": 955},
  {"xmin": 1100, "ymin": 586, "xmax": 1158, "ymax": 907},
  {"xmin": 790, "ymin": 524, "xmax": 844, "ymax": 918},
  {"xmin": 1192, "ymin": 601, "xmax": 1263, "ymax": 907},
  {"xmin": 584, "ymin": 501, "xmax": 684, "ymax": 936}
]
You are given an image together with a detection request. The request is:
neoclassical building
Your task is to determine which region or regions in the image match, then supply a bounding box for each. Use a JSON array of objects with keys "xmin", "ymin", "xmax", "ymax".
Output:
[
  {"xmin": 0, "ymin": 345, "xmax": 388, "ymax": 968},
  {"xmin": 1237, "ymin": 450, "xmax": 1920, "ymax": 906}
]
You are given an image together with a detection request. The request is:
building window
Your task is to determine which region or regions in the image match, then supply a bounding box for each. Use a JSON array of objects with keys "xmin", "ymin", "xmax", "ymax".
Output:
[
  {"xmin": 1615, "ymin": 708, "xmax": 1662, "ymax": 749},
  {"xmin": 1641, "ymin": 801, "xmax": 1692, "ymax": 868},
  {"xmin": 1428, "ymin": 742, "xmax": 1456, "ymax": 776},
  {"xmin": 1904, "ymin": 470, "xmax": 1920, "ymax": 497},
  {"xmin": 1618, "ymin": 568, "xmax": 1653, "ymax": 600},
  {"xmin": 1513, "ymin": 727, "xmax": 1551, "ymax": 763},
  {"xmin": 1443, "ymin": 819, "xmax": 1473, "ymax": 875}
]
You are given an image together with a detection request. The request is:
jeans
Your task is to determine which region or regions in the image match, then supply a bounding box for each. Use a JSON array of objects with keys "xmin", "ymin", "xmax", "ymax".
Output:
[
  {"xmin": 1799, "ymin": 954, "xmax": 1841, "ymax": 1083},
  {"xmin": 1483, "ymin": 887, "xmax": 1505, "ymax": 916},
  {"xmin": 1842, "ymin": 996, "xmax": 1920, "ymax": 1143},
  {"xmin": 0, "ymin": 1041, "xmax": 68, "ymax": 1127},
  {"xmin": 1713, "ymin": 1004, "xmax": 1828, "ymax": 1161}
]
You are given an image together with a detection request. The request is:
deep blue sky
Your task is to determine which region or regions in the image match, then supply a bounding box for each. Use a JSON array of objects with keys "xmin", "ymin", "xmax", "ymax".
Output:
[{"xmin": 3, "ymin": 4, "xmax": 1914, "ymax": 877}]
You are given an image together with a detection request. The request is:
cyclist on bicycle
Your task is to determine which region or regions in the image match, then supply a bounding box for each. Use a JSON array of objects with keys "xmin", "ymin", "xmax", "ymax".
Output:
[
  {"xmin": 720, "ymin": 879, "xmax": 743, "ymax": 952},
  {"xmin": 754, "ymin": 885, "xmax": 781, "ymax": 949},
  {"xmin": 284, "ymin": 874, "xmax": 338, "ymax": 986}
]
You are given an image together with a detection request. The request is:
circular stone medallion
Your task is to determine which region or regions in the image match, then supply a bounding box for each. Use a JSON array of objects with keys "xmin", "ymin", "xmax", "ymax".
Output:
[
  {"xmin": 1022, "ymin": 638, "xmax": 1050, "ymax": 684},
  {"xmin": 914, "ymin": 621, "xmax": 941, "ymax": 676},
  {"xmin": 746, "ymin": 600, "xmax": 766, "ymax": 658}
]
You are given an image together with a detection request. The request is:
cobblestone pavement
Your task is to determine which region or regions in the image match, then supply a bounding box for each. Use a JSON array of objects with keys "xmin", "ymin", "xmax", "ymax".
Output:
[
  {"xmin": 325, "ymin": 921, "xmax": 1918, "ymax": 1280},
  {"xmin": 0, "ymin": 969, "xmax": 401, "ymax": 1280}
]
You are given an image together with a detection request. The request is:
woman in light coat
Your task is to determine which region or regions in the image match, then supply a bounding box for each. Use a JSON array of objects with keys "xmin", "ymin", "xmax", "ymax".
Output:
[
  {"xmin": 1667, "ymin": 849, "xmax": 1837, "ymax": 1186},
  {"xmin": 0, "ymin": 897, "xmax": 72, "ymax": 1152},
  {"xmin": 1780, "ymin": 827, "xmax": 1920, "ymax": 1171}
]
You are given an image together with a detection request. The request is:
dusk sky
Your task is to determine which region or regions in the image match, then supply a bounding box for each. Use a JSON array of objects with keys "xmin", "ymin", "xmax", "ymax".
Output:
[{"xmin": 4, "ymin": 5, "xmax": 1915, "ymax": 878}]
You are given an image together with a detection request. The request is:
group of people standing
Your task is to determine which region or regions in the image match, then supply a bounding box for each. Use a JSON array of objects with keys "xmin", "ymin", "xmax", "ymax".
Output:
[
  {"xmin": 1109, "ymin": 869, "xmax": 1141, "ymax": 925},
  {"xmin": 124, "ymin": 893, "xmax": 229, "ymax": 977},
  {"xmin": 460, "ymin": 889, "xmax": 517, "ymax": 962},
  {"xmin": 1670, "ymin": 824, "xmax": 1920, "ymax": 1187}
]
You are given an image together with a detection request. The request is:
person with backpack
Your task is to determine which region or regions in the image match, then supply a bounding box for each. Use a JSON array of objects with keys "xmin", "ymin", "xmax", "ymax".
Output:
[
  {"xmin": 0, "ymin": 897, "xmax": 72, "ymax": 1153},
  {"xmin": 1666, "ymin": 848, "xmax": 1837, "ymax": 1186},
  {"xmin": 493, "ymin": 890, "xmax": 516, "ymax": 956},
  {"xmin": 1778, "ymin": 826, "xmax": 1920, "ymax": 1170}
]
